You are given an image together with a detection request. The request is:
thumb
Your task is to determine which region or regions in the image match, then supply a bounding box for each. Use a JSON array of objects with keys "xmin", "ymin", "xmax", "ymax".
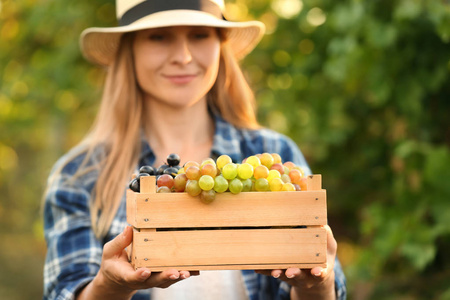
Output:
[{"xmin": 104, "ymin": 226, "xmax": 133, "ymax": 258}]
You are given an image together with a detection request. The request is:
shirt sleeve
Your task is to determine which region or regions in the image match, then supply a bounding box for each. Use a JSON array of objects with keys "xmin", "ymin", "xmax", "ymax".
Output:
[
  {"xmin": 43, "ymin": 164, "xmax": 102, "ymax": 300},
  {"xmin": 268, "ymin": 133, "xmax": 348, "ymax": 299}
]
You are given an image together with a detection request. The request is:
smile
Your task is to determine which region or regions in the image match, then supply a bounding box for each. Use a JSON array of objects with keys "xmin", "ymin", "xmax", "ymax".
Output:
[{"xmin": 163, "ymin": 74, "xmax": 197, "ymax": 84}]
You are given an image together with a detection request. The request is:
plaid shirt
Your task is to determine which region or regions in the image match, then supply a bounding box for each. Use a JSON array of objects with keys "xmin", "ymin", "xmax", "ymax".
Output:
[{"xmin": 43, "ymin": 114, "xmax": 347, "ymax": 300}]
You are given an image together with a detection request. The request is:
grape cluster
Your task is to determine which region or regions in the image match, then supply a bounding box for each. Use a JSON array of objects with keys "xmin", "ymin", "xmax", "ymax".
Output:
[
  {"xmin": 128, "ymin": 153, "xmax": 181, "ymax": 193},
  {"xmin": 129, "ymin": 153, "xmax": 308, "ymax": 204}
]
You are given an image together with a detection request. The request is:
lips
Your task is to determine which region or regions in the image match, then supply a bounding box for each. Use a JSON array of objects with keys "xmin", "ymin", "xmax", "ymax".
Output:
[{"xmin": 164, "ymin": 74, "xmax": 197, "ymax": 84}]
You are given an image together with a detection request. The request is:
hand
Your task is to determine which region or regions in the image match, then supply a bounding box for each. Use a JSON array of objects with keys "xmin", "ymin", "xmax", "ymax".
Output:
[
  {"xmin": 255, "ymin": 225, "xmax": 337, "ymax": 299},
  {"xmin": 77, "ymin": 226, "xmax": 199, "ymax": 300}
]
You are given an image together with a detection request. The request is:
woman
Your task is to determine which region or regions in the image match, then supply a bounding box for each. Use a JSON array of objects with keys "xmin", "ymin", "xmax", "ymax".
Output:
[{"xmin": 43, "ymin": 0, "xmax": 346, "ymax": 299}]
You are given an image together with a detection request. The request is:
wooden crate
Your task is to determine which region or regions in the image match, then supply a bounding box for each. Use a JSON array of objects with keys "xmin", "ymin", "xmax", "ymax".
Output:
[{"xmin": 126, "ymin": 175, "xmax": 327, "ymax": 271}]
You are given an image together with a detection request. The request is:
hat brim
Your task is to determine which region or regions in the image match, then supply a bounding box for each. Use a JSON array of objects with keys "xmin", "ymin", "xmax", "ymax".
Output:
[{"xmin": 80, "ymin": 10, "xmax": 265, "ymax": 66}]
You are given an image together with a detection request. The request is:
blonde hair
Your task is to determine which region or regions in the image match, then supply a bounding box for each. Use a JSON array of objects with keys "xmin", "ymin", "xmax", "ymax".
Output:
[{"xmin": 49, "ymin": 30, "xmax": 259, "ymax": 238}]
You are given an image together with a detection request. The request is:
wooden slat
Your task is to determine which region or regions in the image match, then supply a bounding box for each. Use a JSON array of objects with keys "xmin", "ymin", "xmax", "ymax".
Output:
[
  {"xmin": 132, "ymin": 227, "xmax": 327, "ymax": 270},
  {"xmin": 140, "ymin": 175, "xmax": 156, "ymax": 194},
  {"xmin": 141, "ymin": 263, "xmax": 327, "ymax": 272},
  {"xmin": 132, "ymin": 190, "xmax": 327, "ymax": 228},
  {"xmin": 307, "ymin": 175, "xmax": 322, "ymax": 191}
]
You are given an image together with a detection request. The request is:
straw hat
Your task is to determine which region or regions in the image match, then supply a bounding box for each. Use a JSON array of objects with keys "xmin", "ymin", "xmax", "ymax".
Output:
[{"xmin": 80, "ymin": 0, "xmax": 266, "ymax": 66}]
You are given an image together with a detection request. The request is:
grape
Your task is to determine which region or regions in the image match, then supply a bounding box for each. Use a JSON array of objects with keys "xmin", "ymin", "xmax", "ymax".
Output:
[
  {"xmin": 281, "ymin": 174, "xmax": 291, "ymax": 183},
  {"xmin": 136, "ymin": 172, "xmax": 150, "ymax": 181},
  {"xmin": 222, "ymin": 163, "xmax": 238, "ymax": 180},
  {"xmin": 183, "ymin": 160, "xmax": 200, "ymax": 172},
  {"xmin": 254, "ymin": 165, "xmax": 269, "ymax": 179},
  {"xmin": 213, "ymin": 175, "xmax": 228, "ymax": 193},
  {"xmin": 237, "ymin": 163, "xmax": 253, "ymax": 180},
  {"xmin": 229, "ymin": 178, "xmax": 243, "ymax": 194},
  {"xmin": 200, "ymin": 189, "xmax": 216, "ymax": 204},
  {"xmin": 173, "ymin": 173, "xmax": 188, "ymax": 192},
  {"xmin": 283, "ymin": 161, "xmax": 296, "ymax": 170},
  {"xmin": 271, "ymin": 153, "xmax": 282, "ymax": 164},
  {"xmin": 259, "ymin": 152, "xmax": 274, "ymax": 169},
  {"xmin": 269, "ymin": 177, "xmax": 283, "ymax": 191},
  {"xmin": 201, "ymin": 163, "xmax": 217, "ymax": 178},
  {"xmin": 199, "ymin": 175, "xmax": 214, "ymax": 191},
  {"xmin": 166, "ymin": 153, "xmax": 180, "ymax": 167},
  {"xmin": 185, "ymin": 180, "xmax": 202, "ymax": 196},
  {"xmin": 129, "ymin": 178, "xmax": 140, "ymax": 192},
  {"xmin": 270, "ymin": 163, "xmax": 285, "ymax": 175},
  {"xmin": 163, "ymin": 167, "xmax": 179, "ymax": 178},
  {"xmin": 157, "ymin": 164, "xmax": 169, "ymax": 175},
  {"xmin": 267, "ymin": 169, "xmax": 281, "ymax": 183},
  {"xmin": 185, "ymin": 165, "xmax": 201, "ymax": 181},
  {"xmin": 139, "ymin": 165, "xmax": 155, "ymax": 175},
  {"xmin": 216, "ymin": 154, "xmax": 232, "ymax": 170},
  {"xmin": 241, "ymin": 178, "xmax": 253, "ymax": 192},
  {"xmin": 281, "ymin": 182, "xmax": 296, "ymax": 191},
  {"xmin": 157, "ymin": 186, "xmax": 172, "ymax": 193},
  {"xmin": 245, "ymin": 156, "xmax": 261, "ymax": 168},
  {"xmin": 200, "ymin": 158, "xmax": 216, "ymax": 168},
  {"xmin": 293, "ymin": 166, "xmax": 305, "ymax": 177},
  {"xmin": 157, "ymin": 174, "xmax": 174, "ymax": 189},
  {"xmin": 255, "ymin": 178, "xmax": 269, "ymax": 191},
  {"xmin": 293, "ymin": 183, "xmax": 301, "ymax": 191},
  {"xmin": 298, "ymin": 177, "xmax": 307, "ymax": 191},
  {"xmin": 288, "ymin": 169, "xmax": 302, "ymax": 184}
]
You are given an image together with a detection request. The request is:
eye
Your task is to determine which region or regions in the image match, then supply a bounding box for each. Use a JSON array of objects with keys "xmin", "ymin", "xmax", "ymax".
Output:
[{"xmin": 148, "ymin": 34, "xmax": 166, "ymax": 41}]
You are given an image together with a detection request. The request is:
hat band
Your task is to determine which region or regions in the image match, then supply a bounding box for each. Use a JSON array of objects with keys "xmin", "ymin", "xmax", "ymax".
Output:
[{"xmin": 119, "ymin": 0, "xmax": 223, "ymax": 26}]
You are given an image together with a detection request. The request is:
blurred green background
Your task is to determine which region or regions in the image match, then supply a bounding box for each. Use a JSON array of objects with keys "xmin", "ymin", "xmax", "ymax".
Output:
[{"xmin": 1, "ymin": 0, "xmax": 450, "ymax": 299}]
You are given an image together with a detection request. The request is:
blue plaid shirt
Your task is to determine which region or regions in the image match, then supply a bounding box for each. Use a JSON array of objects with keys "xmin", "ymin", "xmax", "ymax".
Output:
[{"xmin": 43, "ymin": 114, "xmax": 347, "ymax": 300}]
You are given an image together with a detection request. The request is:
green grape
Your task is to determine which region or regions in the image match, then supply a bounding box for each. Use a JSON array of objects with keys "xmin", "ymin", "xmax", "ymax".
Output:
[
  {"xmin": 198, "ymin": 175, "xmax": 214, "ymax": 191},
  {"xmin": 185, "ymin": 180, "xmax": 202, "ymax": 196},
  {"xmin": 255, "ymin": 178, "xmax": 269, "ymax": 191},
  {"xmin": 173, "ymin": 173, "xmax": 188, "ymax": 192},
  {"xmin": 281, "ymin": 174, "xmax": 291, "ymax": 183},
  {"xmin": 216, "ymin": 154, "xmax": 232, "ymax": 170},
  {"xmin": 267, "ymin": 169, "xmax": 281, "ymax": 182},
  {"xmin": 282, "ymin": 182, "xmax": 296, "ymax": 191},
  {"xmin": 241, "ymin": 178, "xmax": 253, "ymax": 192},
  {"xmin": 237, "ymin": 163, "xmax": 253, "ymax": 180},
  {"xmin": 245, "ymin": 155, "xmax": 261, "ymax": 168},
  {"xmin": 269, "ymin": 177, "xmax": 283, "ymax": 191},
  {"xmin": 229, "ymin": 178, "xmax": 243, "ymax": 194},
  {"xmin": 254, "ymin": 165, "xmax": 269, "ymax": 179},
  {"xmin": 222, "ymin": 163, "xmax": 238, "ymax": 180},
  {"xmin": 200, "ymin": 189, "xmax": 216, "ymax": 204},
  {"xmin": 213, "ymin": 175, "xmax": 228, "ymax": 193}
]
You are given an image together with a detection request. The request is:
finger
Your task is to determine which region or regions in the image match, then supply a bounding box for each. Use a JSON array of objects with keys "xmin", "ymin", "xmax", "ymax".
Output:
[
  {"xmin": 284, "ymin": 268, "xmax": 301, "ymax": 279},
  {"xmin": 310, "ymin": 267, "xmax": 326, "ymax": 279},
  {"xmin": 104, "ymin": 226, "xmax": 133, "ymax": 258},
  {"xmin": 324, "ymin": 225, "xmax": 337, "ymax": 254}
]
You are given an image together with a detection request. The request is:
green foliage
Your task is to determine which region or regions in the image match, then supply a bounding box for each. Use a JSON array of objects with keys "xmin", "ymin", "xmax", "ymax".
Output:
[{"xmin": 1, "ymin": 0, "xmax": 449, "ymax": 299}]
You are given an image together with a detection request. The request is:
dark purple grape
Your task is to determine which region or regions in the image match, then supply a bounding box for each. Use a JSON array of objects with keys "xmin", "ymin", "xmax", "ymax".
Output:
[
  {"xmin": 157, "ymin": 164, "xmax": 169, "ymax": 175},
  {"xmin": 166, "ymin": 153, "xmax": 180, "ymax": 167},
  {"xmin": 129, "ymin": 178, "xmax": 140, "ymax": 192},
  {"xmin": 137, "ymin": 173, "xmax": 150, "ymax": 181},
  {"xmin": 139, "ymin": 165, "xmax": 155, "ymax": 175},
  {"xmin": 163, "ymin": 167, "xmax": 179, "ymax": 178}
]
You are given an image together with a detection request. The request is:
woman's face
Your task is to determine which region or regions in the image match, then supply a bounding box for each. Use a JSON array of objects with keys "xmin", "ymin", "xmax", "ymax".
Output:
[{"xmin": 133, "ymin": 26, "xmax": 221, "ymax": 108}]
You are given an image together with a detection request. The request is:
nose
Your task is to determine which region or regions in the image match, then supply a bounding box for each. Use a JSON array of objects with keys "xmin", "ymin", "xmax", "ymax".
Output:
[{"xmin": 170, "ymin": 36, "xmax": 192, "ymax": 65}]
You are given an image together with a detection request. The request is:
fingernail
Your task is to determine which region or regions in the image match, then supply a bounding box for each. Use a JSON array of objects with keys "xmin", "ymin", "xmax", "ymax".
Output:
[
  {"xmin": 141, "ymin": 270, "xmax": 150, "ymax": 278},
  {"xmin": 313, "ymin": 270, "xmax": 322, "ymax": 277},
  {"xmin": 287, "ymin": 274, "xmax": 295, "ymax": 279},
  {"xmin": 273, "ymin": 273, "xmax": 280, "ymax": 279},
  {"xmin": 181, "ymin": 274, "xmax": 189, "ymax": 279},
  {"xmin": 170, "ymin": 274, "xmax": 179, "ymax": 280}
]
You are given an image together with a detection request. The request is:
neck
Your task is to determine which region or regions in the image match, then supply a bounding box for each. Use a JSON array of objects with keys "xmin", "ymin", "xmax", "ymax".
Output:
[{"xmin": 143, "ymin": 98, "xmax": 215, "ymax": 166}]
